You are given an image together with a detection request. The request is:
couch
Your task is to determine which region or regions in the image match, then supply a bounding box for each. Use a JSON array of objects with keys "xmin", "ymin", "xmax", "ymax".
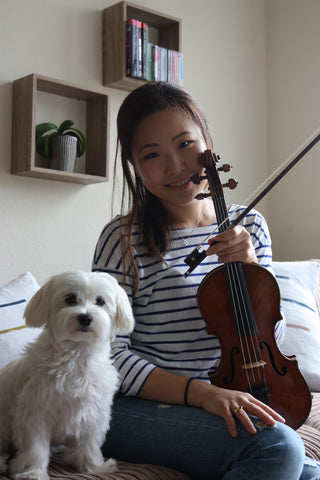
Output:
[{"xmin": 1, "ymin": 260, "xmax": 320, "ymax": 479}]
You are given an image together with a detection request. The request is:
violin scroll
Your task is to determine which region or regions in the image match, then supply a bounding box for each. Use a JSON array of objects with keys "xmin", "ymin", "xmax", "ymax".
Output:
[{"xmin": 192, "ymin": 151, "xmax": 238, "ymax": 199}]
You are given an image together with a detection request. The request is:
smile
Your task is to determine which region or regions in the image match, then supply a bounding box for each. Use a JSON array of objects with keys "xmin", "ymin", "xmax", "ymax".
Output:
[{"xmin": 169, "ymin": 178, "xmax": 190, "ymax": 188}]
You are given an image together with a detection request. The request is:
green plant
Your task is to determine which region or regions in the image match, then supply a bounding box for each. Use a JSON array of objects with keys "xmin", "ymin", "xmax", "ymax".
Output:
[{"xmin": 35, "ymin": 120, "xmax": 86, "ymax": 159}]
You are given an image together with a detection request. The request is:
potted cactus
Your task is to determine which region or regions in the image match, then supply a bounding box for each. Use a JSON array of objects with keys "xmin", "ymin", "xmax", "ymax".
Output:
[{"xmin": 35, "ymin": 120, "xmax": 86, "ymax": 172}]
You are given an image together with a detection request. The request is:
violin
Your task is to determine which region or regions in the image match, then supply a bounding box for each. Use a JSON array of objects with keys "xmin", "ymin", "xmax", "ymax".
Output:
[{"xmin": 193, "ymin": 149, "xmax": 312, "ymax": 430}]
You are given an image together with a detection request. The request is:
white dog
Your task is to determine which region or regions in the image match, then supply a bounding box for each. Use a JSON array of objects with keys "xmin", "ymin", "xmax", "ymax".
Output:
[{"xmin": 0, "ymin": 270, "xmax": 135, "ymax": 480}]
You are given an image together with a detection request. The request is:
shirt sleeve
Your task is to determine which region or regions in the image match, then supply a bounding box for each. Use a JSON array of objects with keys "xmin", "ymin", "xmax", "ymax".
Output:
[{"xmin": 92, "ymin": 218, "xmax": 157, "ymax": 396}]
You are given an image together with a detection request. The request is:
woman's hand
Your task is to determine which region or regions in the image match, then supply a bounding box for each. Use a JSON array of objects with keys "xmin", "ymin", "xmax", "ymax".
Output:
[
  {"xmin": 206, "ymin": 225, "xmax": 257, "ymax": 264},
  {"xmin": 188, "ymin": 380, "xmax": 285, "ymax": 437},
  {"xmin": 139, "ymin": 368, "xmax": 285, "ymax": 437}
]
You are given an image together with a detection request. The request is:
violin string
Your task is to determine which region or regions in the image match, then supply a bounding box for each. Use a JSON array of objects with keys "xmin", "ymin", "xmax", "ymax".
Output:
[
  {"xmin": 214, "ymin": 192, "xmax": 244, "ymax": 376},
  {"xmin": 228, "ymin": 262, "xmax": 268, "ymax": 389},
  {"xmin": 229, "ymin": 262, "xmax": 260, "ymax": 387},
  {"xmin": 215, "ymin": 185, "xmax": 267, "ymax": 390},
  {"xmin": 236, "ymin": 264, "xmax": 263, "ymax": 383},
  {"xmin": 226, "ymin": 262, "xmax": 254, "ymax": 390},
  {"xmin": 230, "ymin": 259, "xmax": 269, "ymax": 387},
  {"xmin": 214, "ymin": 194, "xmax": 255, "ymax": 390}
]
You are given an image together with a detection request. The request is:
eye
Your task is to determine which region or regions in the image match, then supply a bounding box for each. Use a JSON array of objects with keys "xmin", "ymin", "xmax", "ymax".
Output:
[
  {"xmin": 179, "ymin": 140, "xmax": 193, "ymax": 148},
  {"xmin": 65, "ymin": 294, "xmax": 77, "ymax": 305},
  {"xmin": 144, "ymin": 151, "xmax": 159, "ymax": 160},
  {"xmin": 96, "ymin": 296, "xmax": 105, "ymax": 307}
]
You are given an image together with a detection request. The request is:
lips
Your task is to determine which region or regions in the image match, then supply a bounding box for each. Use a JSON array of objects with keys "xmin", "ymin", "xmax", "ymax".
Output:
[
  {"xmin": 167, "ymin": 177, "xmax": 193, "ymax": 191},
  {"xmin": 169, "ymin": 178, "xmax": 190, "ymax": 187}
]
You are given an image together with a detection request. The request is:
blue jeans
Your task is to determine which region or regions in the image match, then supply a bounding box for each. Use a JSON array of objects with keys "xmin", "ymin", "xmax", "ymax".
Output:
[{"xmin": 102, "ymin": 395, "xmax": 320, "ymax": 480}]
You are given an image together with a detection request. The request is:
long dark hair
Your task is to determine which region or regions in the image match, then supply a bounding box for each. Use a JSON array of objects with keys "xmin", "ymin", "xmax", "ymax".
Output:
[{"xmin": 114, "ymin": 82, "xmax": 213, "ymax": 289}]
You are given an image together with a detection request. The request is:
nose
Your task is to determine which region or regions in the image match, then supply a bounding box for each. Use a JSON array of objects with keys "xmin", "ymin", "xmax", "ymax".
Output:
[
  {"xmin": 165, "ymin": 152, "xmax": 186, "ymax": 175},
  {"xmin": 77, "ymin": 313, "xmax": 93, "ymax": 328}
]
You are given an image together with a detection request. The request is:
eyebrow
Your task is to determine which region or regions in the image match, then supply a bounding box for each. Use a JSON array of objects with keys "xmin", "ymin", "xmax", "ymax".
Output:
[
  {"xmin": 138, "ymin": 131, "xmax": 191, "ymax": 153},
  {"xmin": 172, "ymin": 131, "xmax": 191, "ymax": 141},
  {"xmin": 138, "ymin": 143, "xmax": 159, "ymax": 153}
]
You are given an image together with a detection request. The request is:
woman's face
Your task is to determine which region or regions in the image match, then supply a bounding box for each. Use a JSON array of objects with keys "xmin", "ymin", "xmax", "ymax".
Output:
[{"xmin": 131, "ymin": 108, "xmax": 208, "ymax": 215}]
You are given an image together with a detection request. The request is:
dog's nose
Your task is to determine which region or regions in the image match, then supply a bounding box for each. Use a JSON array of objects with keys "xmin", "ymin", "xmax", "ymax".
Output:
[{"xmin": 78, "ymin": 313, "xmax": 93, "ymax": 328}]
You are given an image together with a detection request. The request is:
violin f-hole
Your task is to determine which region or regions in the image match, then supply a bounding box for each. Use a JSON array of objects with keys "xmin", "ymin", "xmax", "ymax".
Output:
[{"xmin": 259, "ymin": 341, "xmax": 288, "ymax": 377}]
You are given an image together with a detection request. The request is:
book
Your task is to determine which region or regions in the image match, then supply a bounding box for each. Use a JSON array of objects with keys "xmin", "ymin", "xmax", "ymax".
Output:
[
  {"xmin": 167, "ymin": 49, "xmax": 183, "ymax": 86},
  {"xmin": 153, "ymin": 44, "xmax": 160, "ymax": 81},
  {"xmin": 126, "ymin": 19, "xmax": 183, "ymax": 85},
  {"xmin": 137, "ymin": 20, "xmax": 142, "ymax": 78},
  {"xmin": 141, "ymin": 22, "xmax": 148, "ymax": 79},
  {"xmin": 159, "ymin": 46, "xmax": 168, "ymax": 81},
  {"xmin": 146, "ymin": 42, "xmax": 154, "ymax": 81},
  {"xmin": 126, "ymin": 19, "xmax": 133, "ymax": 77},
  {"xmin": 126, "ymin": 19, "xmax": 139, "ymax": 77}
]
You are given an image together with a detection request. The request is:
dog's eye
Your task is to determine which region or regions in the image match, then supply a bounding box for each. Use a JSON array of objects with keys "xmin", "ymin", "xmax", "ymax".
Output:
[
  {"xmin": 96, "ymin": 296, "xmax": 105, "ymax": 307},
  {"xmin": 65, "ymin": 294, "xmax": 77, "ymax": 305}
]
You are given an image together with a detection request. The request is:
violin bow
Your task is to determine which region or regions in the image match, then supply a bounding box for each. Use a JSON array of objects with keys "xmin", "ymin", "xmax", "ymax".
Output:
[{"xmin": 184, "ymin": 129, "xmax": 320, "ymax": 277}]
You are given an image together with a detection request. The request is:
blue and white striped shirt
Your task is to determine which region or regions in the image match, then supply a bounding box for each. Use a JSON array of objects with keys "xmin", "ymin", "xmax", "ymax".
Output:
[{"xmin": 92, "ymin": 205, "xmax": 285, "ymax": 396}]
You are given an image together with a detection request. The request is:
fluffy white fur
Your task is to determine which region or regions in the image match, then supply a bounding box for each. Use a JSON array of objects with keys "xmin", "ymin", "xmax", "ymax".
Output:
[{"xmin": 0, "ymin": 270, "xmax": 135, "ymax": 480}]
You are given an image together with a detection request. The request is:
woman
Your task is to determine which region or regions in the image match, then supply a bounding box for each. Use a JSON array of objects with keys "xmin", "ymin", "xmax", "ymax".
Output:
[{"xmin": 92, "ymin": 82, "xmax": 320, "ymax": 480}]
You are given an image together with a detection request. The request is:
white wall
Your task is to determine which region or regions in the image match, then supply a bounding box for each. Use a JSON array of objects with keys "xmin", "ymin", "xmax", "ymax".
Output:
[
  {"xmin": 0, "ymin": 0, "xmax": 317, "ymax": 286},
  {"xmin": 266, "ymin": 0, "xmax": 320, "ymax": 260}
]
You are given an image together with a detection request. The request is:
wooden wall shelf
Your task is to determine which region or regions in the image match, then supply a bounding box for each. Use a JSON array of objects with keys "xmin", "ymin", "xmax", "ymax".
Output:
[
  {"xmin": 102, "ymin": 1, "xmax": 181, "ymax": 91},
  {"xmin": 11, "ymin": 73, "xmax": 109, "ymax": 184}
]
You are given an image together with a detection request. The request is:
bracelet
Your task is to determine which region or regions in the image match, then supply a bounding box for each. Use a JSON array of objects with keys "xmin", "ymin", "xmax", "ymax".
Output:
[{"xmin": 184, "ymin": 378, "xmax": 193, "ymax": 406}]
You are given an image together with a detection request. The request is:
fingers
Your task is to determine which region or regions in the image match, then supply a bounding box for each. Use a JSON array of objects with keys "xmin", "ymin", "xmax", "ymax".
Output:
[
  {"xmin": 206, "ymin": 226, "xmax": 257, "ymax": 263},
  {"xmin": 232, "ymin": 405, "xmax": 258, "ymax": 436},
  {"xmin": 203, "ymin": 386, "xmax": 286, "ymax": 438},
  {"xmin": 226, "ymin": 398, "xmax": 285, "ymax": 437},
  {"xmin": 218, "ymin": 401, "xmax": 258, "ymax": 437},
  {"xmin": 245, "ymin": 399, "xmax": 286, "ymax": 425},
  {"xmin": 195, "ymin": 381, "xmax": 285, "ymax": 438}
]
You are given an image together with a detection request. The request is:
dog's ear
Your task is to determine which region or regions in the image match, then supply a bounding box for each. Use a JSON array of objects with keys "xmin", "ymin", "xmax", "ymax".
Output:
[
  {"xmin": 24, "ymin": 278, "xmax": 54, "ymax": 327},
  {"xmin": 112, "ymin": 284, "xmax": 135, "ymax": 336}
]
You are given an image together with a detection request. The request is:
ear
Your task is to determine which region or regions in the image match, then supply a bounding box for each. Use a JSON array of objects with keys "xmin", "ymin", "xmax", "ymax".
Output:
[
  {"xmin": 24, "ymin": 278, "xmax": 54, "ymax": 327},
  {"xmin": 112, "ymin": 284, "xmax": 135, "ymax": 337}
]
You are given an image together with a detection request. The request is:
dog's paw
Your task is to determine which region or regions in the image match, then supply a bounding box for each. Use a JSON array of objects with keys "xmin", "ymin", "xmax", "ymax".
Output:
[
  {"xmin": 11, "ymin": 470, "xmax": 49, "ymax": 480},
  {"xmin": 95, "ymin": 458, "xmax": 118, "ymax": 474}
]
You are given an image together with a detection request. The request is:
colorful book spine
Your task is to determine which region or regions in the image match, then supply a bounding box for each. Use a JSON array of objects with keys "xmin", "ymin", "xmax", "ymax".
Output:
[
  {"xmin": 141, "ymin": 22, "xmax": 148, "ymax": 79},
  {"xmin": 153, "ymin": 45, "xmax": 160, "ymax": 81},
  {"xmin": 146, "ymin": 42, "xmax": 153, "ymax": 81},
  {"xmin": 126, "ymin": 19, "xmax": 138, "ymax": 77},
  {"xmin": 126, "ymin": 19, "xmax": 133, "ymax": 77},
  {"xmin": 126, "ymin": 19, "xmax": 183, "ymax": 85},
  {"xmin": 137, "ymin": 20, "xmax": 142, "ymax": 78}
]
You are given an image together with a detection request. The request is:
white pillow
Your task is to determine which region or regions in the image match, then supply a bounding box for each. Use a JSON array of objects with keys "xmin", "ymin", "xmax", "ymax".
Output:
[
  {"xmin": 0, "ymin": 272, "xmax": 41, "ymax": 369},
  {"xmin": 273, "ymin": 260, "xmax": 320, "ymax": 392}
]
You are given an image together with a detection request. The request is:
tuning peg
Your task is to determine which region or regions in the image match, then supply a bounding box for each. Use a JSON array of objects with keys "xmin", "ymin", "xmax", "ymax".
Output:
[
  {"xmin": 190, "ymin": 174, "xmax": 208, "ymax": 185},
  {"xmin": 195, "ymin": 192, "xmax": 212, "ymax": 200},
  {"xmin": 218, "ymin": 164, "xmax": 232, "ymax": 172},
  {"xmin": 222, "ymin": 178, "xmax": 238, "ymax": 190}
]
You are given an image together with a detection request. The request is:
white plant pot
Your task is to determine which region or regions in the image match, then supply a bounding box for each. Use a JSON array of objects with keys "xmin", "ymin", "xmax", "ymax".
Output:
[{"xmin": 51, "ymin": 135, "xmax": 77, "ymax": 172}]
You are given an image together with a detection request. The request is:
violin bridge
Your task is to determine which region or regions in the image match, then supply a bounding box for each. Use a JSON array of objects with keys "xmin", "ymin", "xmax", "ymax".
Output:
[{"xmin": 242, "ymin": 360, "xmax": 267, "ymax": 370}]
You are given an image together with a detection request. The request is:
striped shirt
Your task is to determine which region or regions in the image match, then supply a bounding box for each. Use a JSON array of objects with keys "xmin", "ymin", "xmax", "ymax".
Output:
[{"xmin": 92, "ymin": 204, "xmax": 285, "ymax": 396}]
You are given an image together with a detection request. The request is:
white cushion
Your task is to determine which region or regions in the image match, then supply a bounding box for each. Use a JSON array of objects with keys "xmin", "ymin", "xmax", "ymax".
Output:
[
  {"xmin": 0, "ymin": 272, "xmax": 41, "ymax": 369},
  {"xmin": 273, "ymin": 260, "xmax": 320, "ymax": 392}
]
